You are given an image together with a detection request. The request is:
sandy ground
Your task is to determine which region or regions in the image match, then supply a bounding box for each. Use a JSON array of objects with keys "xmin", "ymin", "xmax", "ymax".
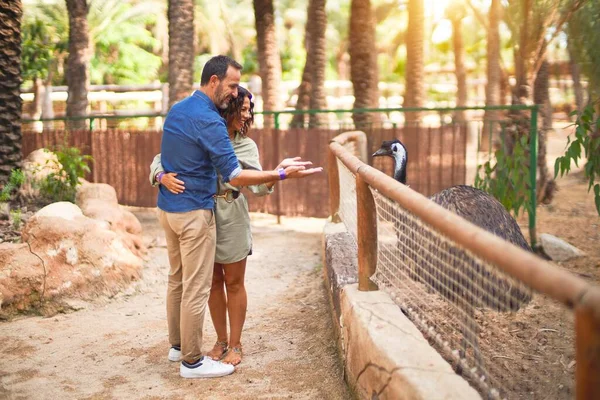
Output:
[
  {"xmin": 0, "ymin": 213, "xmax": 352, "ymax": 400},
  {"xmin": 1, "ymin": 122, "xmax": 597, "ymax": 400}
]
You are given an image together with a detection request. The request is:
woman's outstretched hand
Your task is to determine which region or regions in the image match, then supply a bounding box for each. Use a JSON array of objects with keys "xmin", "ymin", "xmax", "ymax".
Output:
[
  {"xmin": 277, "ymin": 156, "xmax": 313, "ymax": 170},
  {"xmin": 161, "ymin": 172, "xmax": 185, "ymax": 194},
  {"xmin": 283, "ymin": 165, "xmax": 323, "ymax": 179}
]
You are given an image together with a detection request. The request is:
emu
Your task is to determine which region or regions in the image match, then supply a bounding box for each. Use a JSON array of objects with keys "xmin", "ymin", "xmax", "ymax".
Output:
[{"xmin": 372, "ymin": 138, "xmax": 532, "ymax": 377}]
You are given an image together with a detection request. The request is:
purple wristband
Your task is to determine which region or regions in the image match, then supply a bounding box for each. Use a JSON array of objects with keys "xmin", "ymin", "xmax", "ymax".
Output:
[
  {"xmin": 157, "ymin": 172, "xmax": 165, "ymax": 183},
  {"xmin": 277, "ymin": 168, "xmax": 287, "ymax": 180}
]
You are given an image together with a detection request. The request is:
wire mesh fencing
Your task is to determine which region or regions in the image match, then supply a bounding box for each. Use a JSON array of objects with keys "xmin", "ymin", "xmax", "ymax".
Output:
[{"xmin": 370, "ymin": 189, "xmax": 576, "ymax": 399}]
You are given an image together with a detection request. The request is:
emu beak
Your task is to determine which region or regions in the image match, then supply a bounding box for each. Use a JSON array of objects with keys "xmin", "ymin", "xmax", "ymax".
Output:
[{"xmin": 372, "ymin": 148, "xmax": 390, "ymax": 157}]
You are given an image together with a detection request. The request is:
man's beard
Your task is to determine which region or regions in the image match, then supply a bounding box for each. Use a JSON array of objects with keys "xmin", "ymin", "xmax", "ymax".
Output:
[{"xmin": 215, "ymin": 86, "xmax": 229, "ymax": 109}]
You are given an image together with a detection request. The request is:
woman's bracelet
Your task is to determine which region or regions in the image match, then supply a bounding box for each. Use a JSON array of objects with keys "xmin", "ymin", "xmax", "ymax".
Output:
[
  {"xmin": 277, "ymin": 168, "xmax": 287, "ymax": 180},
  {"xmin": 156, "ymin": 172, "xmax": 165, "ymax": 184}
]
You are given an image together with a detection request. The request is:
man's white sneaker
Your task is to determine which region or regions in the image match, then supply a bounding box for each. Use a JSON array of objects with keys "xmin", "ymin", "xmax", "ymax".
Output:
[
  {"xmin": 168, "ymin": 346, "xmax": 182, "ymax": 362},
  {"xmin": 180, "ymin": 356, "xmax": 235, "ymax": 378}
]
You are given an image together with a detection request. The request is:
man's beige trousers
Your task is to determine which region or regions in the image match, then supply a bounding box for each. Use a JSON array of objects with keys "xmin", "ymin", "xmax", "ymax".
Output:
[{"xmin": 158, "ymin": 208, "xmax": 216, "ymax": 363}]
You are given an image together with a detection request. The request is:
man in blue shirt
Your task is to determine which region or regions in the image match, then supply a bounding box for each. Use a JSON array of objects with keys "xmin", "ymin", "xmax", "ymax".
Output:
[{"xmin": 157, "ymin": 55, "xmax": 321, "ymax": 379}]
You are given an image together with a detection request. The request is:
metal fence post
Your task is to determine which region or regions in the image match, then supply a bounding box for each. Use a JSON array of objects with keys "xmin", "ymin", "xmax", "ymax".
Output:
[
  {"xmin": 274, "ymin": 112, "xmax": 282, "ymax": 224},
  {"xmin": 356, "ymin": 171, "xmax": 378, "ymax": 291},
  {"xmin": 575, "ymin": 304, "xmax": 600, "ymax": 399},
  {"xmin": 529, "ymin": 106, "xmax": 538, "ymax": 248}
]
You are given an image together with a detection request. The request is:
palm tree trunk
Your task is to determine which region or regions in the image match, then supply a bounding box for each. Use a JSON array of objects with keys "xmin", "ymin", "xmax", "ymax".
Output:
[
  {"xmin": 168, "ymin": 0, "xmax": 194, "ymax": 109},
  {"xmin": 65, "ymin": 0, "xmax": 90, "ymax": 130},
  {"xmin": 42, "ymin": 68, "xmax": 55, "ymax": 130},
  {"xmin": 567, "ymin": 38, "xmax": 584, "ymax": 112},
  {"xmin": 32, "ymin": 78, "xmax": 44, "ymax": 119},
  {"xmin": 0, "ymin": 0, "xmax": 23, "ymax": 183},
  {"xmin": 349, "ymin": 0, "xmax": 379, "ymax": 127},
  {"xmin": 482, "ymin": 0, "xmax": 502, "ymax": 150},
  {"xmin": 253, "ymin": 0, "xmax": 282, "ymax": 129},
  {"xmin": 290, "ymin": 6, "xmax": 313, "ymax": 128},
  {"xmin": 451, "ymin": 15, "xmax": 466, "ymax": 122},
  {"xmin": 403, "ymin": 0, "xmax": 425, "ymax": 124},
  {"xmin": 308, "ymin": 0, "xmax": 327, "ymax": 128},
  {"xmin": 534, "ymin": 58, "xmax": 555, "ymax": 204}
]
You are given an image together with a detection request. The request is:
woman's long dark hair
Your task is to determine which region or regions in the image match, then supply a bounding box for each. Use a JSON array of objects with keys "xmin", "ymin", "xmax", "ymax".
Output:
[{"xmin": 220, "ymin": 86, "xmax": 255, "ymax": 137}]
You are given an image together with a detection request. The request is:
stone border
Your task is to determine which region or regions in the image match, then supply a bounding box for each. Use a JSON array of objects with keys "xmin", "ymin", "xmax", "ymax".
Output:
[{"xmin": 322, "ymin": 221, "xmax": 481, "ymax": 400}]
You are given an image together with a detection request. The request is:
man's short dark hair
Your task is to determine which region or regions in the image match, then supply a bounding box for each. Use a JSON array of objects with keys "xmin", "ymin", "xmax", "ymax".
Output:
[{"xmin": 200, "ymin": 55, "xmax": 243, "ymax": 86}]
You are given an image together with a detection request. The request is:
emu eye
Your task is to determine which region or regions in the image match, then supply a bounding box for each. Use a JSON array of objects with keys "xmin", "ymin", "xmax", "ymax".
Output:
[{"xmin": 391, "ymin": 143, "xmax": 399, "ymax": 152}]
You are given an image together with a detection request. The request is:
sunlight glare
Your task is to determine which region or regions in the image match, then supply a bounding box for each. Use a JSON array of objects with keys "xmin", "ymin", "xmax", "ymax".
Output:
[{"xmin": 424, "ymin": 0, "xmax": 453, "ymax": 20}]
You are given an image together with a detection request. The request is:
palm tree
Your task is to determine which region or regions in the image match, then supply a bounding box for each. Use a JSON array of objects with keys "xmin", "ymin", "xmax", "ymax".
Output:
[
  {"xmin": 567, "ymin": 37, "xmax": 584, "ymax": 112},
  {"xmin": 168, "ymin": 0, "xmax": 194, "ymax": 109},
  {"xmin": 403, "ymin": 0, "xmax": 425, "ymax": 124},
  {"xmin": 289, "ymin": 12, "xmax": 313, "ymax": 129},
  {"xmin": 349, "ymin": 0, "xmax": 378, "ymax": 127},
  {"xmin": 0, "ymin": 0, "xmax": 23, "ymax": 183},
  {"xmin": 447, "ymin": 2, "xmax": 467, "ymax": 122},
  {"xmin": 65, "ymin": 0, "xmax": 90, "ymax": 129},
  {"xmin": 482, "ymin": 0, "xmax": 502, "ymax": 149},
  {"xmin": 253, "ymin": 0, "xmax": 282, "ymax": 129},
  {"xmin": 568, "ymin": 0, "xmax": 600, "ymax": 102},
  {"xmin": 504, "ymin": 0, "xmax": 586, "ymax": 203},
  {"xmin": 308, "ymin": 0, "xmax": 327, "ymax": 127}
]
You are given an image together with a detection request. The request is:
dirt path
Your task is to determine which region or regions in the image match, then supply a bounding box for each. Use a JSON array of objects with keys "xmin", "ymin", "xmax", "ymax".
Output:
[{"xmin": 0, "ymin": 212, "xmax": 351, "ymax": 400}]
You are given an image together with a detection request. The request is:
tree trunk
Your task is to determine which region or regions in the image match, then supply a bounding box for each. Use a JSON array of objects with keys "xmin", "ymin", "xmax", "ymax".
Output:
[
  {"xmin": 534, "ymin": 58, "xmax": 555, "ymax": 204},
  {"xmin": 290, "ymin": 5, "xmax": 313, "ymax": 128},
  {"xmin": 253, "ymin": 0, "xmax": 282, "ymax": 129},
  {"xmin": 567, "ymin": 38, "xmax": 585, "ymax": 112},
  {"xmin": 403, "ymin": 0, "xmax": 425, "ymax": 124},
  {"xmin": 65, "ymin": 0, "xmax": 90, "ymax": 130},
  {"xmin": 167, "ymin": 0, "xmax": 194, "ymax": 109},
  {"xmin": 482, "ymin": 0, "xmax": 502, "ymax": 150},
  {"xmin": 32, "ymin": 77, "xmax": 44, "ymax": 120},
  {"xmin": 0, "ymin": 0, "xmax": 23, "ymax": 183},
  {"xmin": 349, "ymin": 0, "xmax": 379, "ymax": 128},
  {"xmin": 451, "ymin": 15, "xmax": 466, "ymax": 122},
  {"xmin": 308, "ymin": 0, "xmax": 327, "ymax": 128}
]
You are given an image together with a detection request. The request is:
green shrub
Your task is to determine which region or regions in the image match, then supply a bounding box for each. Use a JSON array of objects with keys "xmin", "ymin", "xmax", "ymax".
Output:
[
  {"xmin": 38, "ymin": 147, "xmax": 93, "ymax": 203},
  {"xmin": 0, "ymin": 169, "xmax": 25, "ymax": 202},
  {"xmin": 474, "ymin": 134, "xmax": 532, "ymax": 218},
  {"xmin": 10, "ymin": 209, "xmax": 22, "ymax": 231},
  {"xmin": 554, "ymin": 103, "xmax": 600, "ymax": 215}
]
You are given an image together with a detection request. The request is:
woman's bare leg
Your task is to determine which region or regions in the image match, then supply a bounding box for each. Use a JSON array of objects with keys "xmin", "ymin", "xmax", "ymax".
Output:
[
  {"xmin": 207, "ymin": 263, "xmax": 228, "ymax": 359},
  {"xmin": 221, "ymin": 258, "xmax": 247, "ymax": 365}
]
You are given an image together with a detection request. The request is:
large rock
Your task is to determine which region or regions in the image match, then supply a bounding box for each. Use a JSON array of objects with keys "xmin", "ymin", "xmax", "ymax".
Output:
[
  {"xmin": 76, "ymin": 182, "xmax": 118, "ymax": 205},
  {"xmin": 76, "ymin": 183, "xmax": 145, "ymax": 257},
  {"xmin": 0, "ymin": 243, "xmax": 45, "ymax": 313},
  {"xmin": 0, "ymin": 203, "xmax": 143, "ymax": 316},
  {"xmin": 539, "ymin": 233, "xmax": 585, "ymax": 262},
  {"xmin": 19, "ymin": 149, "xmax": 64, "ymax": 198}
]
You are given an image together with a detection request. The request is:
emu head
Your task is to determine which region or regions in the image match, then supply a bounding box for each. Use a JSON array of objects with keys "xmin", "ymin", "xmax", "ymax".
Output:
[{"xmin": 372, "ymin": 139, "xmax": 407, "ymax": 184}]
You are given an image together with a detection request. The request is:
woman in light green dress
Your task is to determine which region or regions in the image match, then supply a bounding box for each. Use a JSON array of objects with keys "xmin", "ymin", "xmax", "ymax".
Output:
[{"xmin": 150, "ymin": 87, "xmax": 304, "ymax": 365}]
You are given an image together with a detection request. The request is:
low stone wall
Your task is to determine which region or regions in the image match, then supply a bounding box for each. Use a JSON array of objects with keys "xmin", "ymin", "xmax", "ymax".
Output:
[{"xmin": 322, "ymin": 221, "xmax": 481, "ymax": 400}]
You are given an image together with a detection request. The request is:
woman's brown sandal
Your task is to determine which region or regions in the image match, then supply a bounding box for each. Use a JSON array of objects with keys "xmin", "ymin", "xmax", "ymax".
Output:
[
  {"xmin": 207, "ymin": 340, "xmax": 228, "ymax": 360},
  {"xmin": 222, "ymin": 345, "xmax": 243, "ymax": 366}
]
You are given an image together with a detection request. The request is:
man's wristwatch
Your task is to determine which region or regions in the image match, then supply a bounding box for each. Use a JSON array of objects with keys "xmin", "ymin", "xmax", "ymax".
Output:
[{"xmin": 277, "ymin": 168, "xmax": 287, "ymax": 180}]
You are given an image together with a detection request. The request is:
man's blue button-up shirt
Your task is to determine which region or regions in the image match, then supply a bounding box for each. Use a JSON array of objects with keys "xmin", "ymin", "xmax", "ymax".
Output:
[{"xmin": 157, "ymin": 90, "xmax": 242, "ymax": 213}]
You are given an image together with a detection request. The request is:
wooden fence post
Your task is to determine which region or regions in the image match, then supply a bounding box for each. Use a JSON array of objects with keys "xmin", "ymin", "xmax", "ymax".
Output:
[
  {"xmin": 328, "ymin": 147, "xmax": 341, "ymax": 223},
  {"xmin": 356, "ymin": 172, "xmax": 378, "ymax": 291},
  {"xmin": 576, "ymin": 304, "xmax": 600, "ymax": 399}
]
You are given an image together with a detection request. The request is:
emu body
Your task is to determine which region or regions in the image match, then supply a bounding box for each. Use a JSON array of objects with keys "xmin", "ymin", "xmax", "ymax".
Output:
[{"xmin": 373, "ymin": 138, "xmax": 532, "ymax": 377}]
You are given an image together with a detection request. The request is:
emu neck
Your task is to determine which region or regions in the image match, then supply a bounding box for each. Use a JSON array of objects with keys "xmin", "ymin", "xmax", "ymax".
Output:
[{"xmin": 393, "ymin": 153, "xmax": 407, "ymax": 184}]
